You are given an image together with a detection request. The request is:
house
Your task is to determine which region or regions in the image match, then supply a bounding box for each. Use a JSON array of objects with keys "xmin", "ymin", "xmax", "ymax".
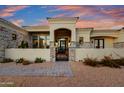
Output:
[{"xmin": 0, "ymin": 17, "xmax": 124, "ymax": 62}]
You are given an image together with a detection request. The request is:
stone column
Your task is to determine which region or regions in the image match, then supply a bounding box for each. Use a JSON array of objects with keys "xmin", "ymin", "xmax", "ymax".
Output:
[
  {"xmin": 49, "ymin": 29, "xmax": 56, "ymax": 62},
  {"xmin": 69, "ymin": 47, "xmax": 75, "ymax": 62},
  {"xmin": 69, "ymin": 29, "xmax": 76, "ymax": 62},
  {"xmin": 50, "ymin": 41, "xmax": 55, "ymax": 62}
]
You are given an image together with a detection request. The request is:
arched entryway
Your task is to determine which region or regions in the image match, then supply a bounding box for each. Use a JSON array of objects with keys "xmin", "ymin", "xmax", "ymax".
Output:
[{"xmin": 54, "ymin": 28, "xmax": 71, "ymax": 61}]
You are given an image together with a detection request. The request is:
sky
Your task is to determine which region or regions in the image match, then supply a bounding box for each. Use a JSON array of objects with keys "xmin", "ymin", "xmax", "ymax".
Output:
[{"xmin": 0, "ymin": 5, "xmax": 124, "ymax": 29}]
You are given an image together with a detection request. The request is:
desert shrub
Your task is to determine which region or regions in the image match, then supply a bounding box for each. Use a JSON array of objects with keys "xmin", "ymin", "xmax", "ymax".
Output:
[
  {"xmin": 22, "ymin": 60, "xmax": 30, "ymax": 65},
  {"xmin": 83, "ymin": 57, "xmax": 99, "ymax": 67},
  {"xmin": 0, "ymin": 58, "xmax": 14, "ymax": 63},
  {"xmin": 112, "ymin": 58, "xmax": 124, "ymax": 66},
  {"xmin": 16, "ymin": 58, "xmax": 30, "ymax": 65},
  {"xmin": 83, "ymin": 56, "xmax": 121, "ymax": 68},
  {"xmin": 35, "ymin": 57, "xmax": 46, "ymax": 63},
  {"xmin": 16, "ymin": 58, "xmax": 24, "ymax": 63},
  {"xmin": 100, "ymin": 56, "xmax": 120, "ymax": 68}
]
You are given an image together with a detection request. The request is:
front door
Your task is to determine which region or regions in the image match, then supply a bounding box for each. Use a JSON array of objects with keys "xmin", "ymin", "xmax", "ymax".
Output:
[{"xmin": 56, "ymin": 39, "xmax": 69, "ymax": 61}]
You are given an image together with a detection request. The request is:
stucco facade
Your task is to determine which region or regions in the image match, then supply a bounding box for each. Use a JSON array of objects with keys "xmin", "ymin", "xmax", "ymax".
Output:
[{"xmin": 0, "ymin": 17, "xmax": 124, "ymax": 62}]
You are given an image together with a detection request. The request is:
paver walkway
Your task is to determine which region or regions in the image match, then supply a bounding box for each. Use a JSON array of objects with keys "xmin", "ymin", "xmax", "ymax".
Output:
[{"xmin": 0, "ymin": 62, "xmax": 73, "ymax": 77}]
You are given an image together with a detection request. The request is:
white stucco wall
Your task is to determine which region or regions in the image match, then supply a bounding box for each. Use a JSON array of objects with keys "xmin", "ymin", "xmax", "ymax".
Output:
[
  {"xmin": 115, "ymin": 29, "xmax": 124, "ymax": 42},
  {"xmin": 104, "ymin": 38, "xmax": 114, "ymax": 48},
  {"xmin": 48, "ymin": 18, "xmax": 78, "ymax": 42},
  {"xmin": 76, "ymin": 28, "xmax": 92, "ymax": 42},
  {"xmin": 5, "ymin": 49, "xmax": 50, "ymax": 62},
  {"xmin": 50, "ymin": 23, "xmax": 76, "ymax": 41},
  {"xmin": 75, "ymin": 48, "xmax": 124, "ymax": 61}
]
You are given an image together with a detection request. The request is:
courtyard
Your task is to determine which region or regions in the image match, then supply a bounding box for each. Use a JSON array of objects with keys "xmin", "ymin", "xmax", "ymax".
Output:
[{"xmin": 0, "ymin": 62, "xmax": 124, "ymax": 87}]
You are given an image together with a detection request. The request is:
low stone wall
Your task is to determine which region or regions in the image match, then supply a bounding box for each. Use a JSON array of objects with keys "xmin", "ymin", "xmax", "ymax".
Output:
[
  {"xmin": 5, "ymin": 49, "xmax": 50, "ymax": 62},
  {"xmin": 75, "ymin": 48, "xmax": 124, "ymax": 61}
]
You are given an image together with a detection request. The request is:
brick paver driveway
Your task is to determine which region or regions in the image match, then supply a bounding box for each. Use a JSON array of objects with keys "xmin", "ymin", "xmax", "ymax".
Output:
[{"xmin": 0, "ymin": 62, "xmax": 73, "ymax": 77}]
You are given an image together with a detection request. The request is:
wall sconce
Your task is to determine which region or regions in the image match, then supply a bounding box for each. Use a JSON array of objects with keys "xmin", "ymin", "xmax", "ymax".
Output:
[
  {"xmin": 68, "ymin": 41, "xmax": 71, "ymax": 47},
  {"xmin": 55, "ymin": 42, "xmax": 58, "ymax": 47}
]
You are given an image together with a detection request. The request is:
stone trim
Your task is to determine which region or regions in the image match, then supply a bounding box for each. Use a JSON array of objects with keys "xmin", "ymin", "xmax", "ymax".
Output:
[
  {"xmin": 76, "ymin": 42, "xmax": 94, "ymax": 48},
  {"xmin": 113, "ymin": 42, "xmax": 124, "ymax": 48},
  {"xmin": 50, "ymin": 47, "xmax": 55, "ymax": 62},
  {"xmin": 69, "ymin": 48, "xmax": 75, "ymax": 61}
]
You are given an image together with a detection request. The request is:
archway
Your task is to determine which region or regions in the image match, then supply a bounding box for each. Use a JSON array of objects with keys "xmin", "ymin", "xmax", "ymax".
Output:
[{"xmin": 54, "ymin": 28, "xmax": 71, "ymax": 61}]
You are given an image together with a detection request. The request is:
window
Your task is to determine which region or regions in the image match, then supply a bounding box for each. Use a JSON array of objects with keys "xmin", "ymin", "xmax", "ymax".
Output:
[
  {"xmin": 32, "ymin": 35, "xmax": 50, "ymax": 48},
  {"xmin": 12, "ymin": 34, "xmax": 17, "ymax": 40},
  {"xmin": 94, "ymin": 39, "xmax": 104, "ymax": 48},
  {"xmin": 32, "ymin": 36, "xmax": 38, "ymax": 48},
  {"xmin": 79, "ymin": 37, "xmax": 84, "ymax": 44},
  {"xmin": 46, "ymin": 36, "xmax": 50, "ymax": 48},
  {"xmin": 39, "ymin": 36, "xmax": 46, "ymax": 48}
]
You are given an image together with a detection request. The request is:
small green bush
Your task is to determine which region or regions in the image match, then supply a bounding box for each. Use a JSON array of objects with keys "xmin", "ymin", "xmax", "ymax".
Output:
[
  {"xmin": 35, "ymin": 57, "xmax": 46, "ymax": 63},
  {"xmin": 18, "ymin": 41, "xmax": 29, "ymax": 48}
]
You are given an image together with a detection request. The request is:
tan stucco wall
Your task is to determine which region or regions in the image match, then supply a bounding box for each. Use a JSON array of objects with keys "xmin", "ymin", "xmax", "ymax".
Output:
[
  {"xmin": 5, "ymin": 49, "xmax": 50, "ymax": 61},
  {"xmin": 48, "ymin": 18, "xmax": 78, "ymax": 42},
  {"xmin": 104, "ymin": 38, "xmax": 114, "ymax": 48},
  {"xmin": 76, "ymin": 28, "xmax": 92, "ymax": 42},
  {"xmin": 90, "ymin": 30, "xmax": 119, "ymax": 38},
  {"xmin": 115, "ymin": 29, "xmax": 124, "ymax": 42},
  {"xmin": 75, "ymin": 48, "xmax": 124, "ymax": 61}
]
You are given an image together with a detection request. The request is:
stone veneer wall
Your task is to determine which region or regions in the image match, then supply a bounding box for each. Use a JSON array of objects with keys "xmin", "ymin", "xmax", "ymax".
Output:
[
  {"xmin": 69, "ymin": 48, "xmax": 75, "ymax": 61},
  {"xmin": 0, "ymin": 25, "xmax": 30, "ymax": 61},
  {"xmin": 113, "ymin": 42, "xmax": 124, "ymax": 48},
  {"xmin": 76, "ymin": 42, "xmax": 94, "ymax": 48},
  {"xmin": 50, "ymin": 41, "xmax": 55, "ymax": 62}
]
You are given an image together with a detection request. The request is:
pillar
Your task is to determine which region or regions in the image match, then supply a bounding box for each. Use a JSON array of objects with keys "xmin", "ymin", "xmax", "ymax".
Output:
[
  {"xmin": 71, "ymin": 29, "xmax": 76, "ymax": 47},
  {"xmin": 50, "ymin": 29, "xmax": 55, "ymax": 62},
  {"xmin": 69, "ymin": 29, "xmax": 76, "ymax": 62}
]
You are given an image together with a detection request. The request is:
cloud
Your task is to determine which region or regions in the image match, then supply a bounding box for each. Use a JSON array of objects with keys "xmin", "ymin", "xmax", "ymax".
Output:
[
  {"xmin": 48, "ymin": 6, "xmax": 83, "ymax": 12},
  {"xmin": 49, "ymin": 5, "xmax": 124, "ymax": 29},
  {"xmin": 54, "ymin": 14, "xmax": 66, "ymax": 17},
  {"xmin": 49, "ymin": 6, "xmax": 98, "ymax": 17},
  {"xmin": 0, "ymin": 12, "xmax": 14, "ymax": 17},
  {"xmin": 0, "ymin": 5, "xmax": 29, "ymax": 17},
  {"xmin": 49, "ymin": 5, "xmax": 124, "ymax": 19},
  {"xmin": 111, "ymin": 25, "xmax": 124, "ymax": 29},
  {"xmin": 76, "ymin": 19, "xmax": 124, "ymax": 29},
  {"xmin": 11, "ymin": 19, "xmax": 24, "ymax": 26},
  {"xmin": 101, "ymin": 8, "xmax": 124, "ymax": 18},
  {"xmin": 32, "ymin": 19, "xmax": 49, "ymax": 26}
]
